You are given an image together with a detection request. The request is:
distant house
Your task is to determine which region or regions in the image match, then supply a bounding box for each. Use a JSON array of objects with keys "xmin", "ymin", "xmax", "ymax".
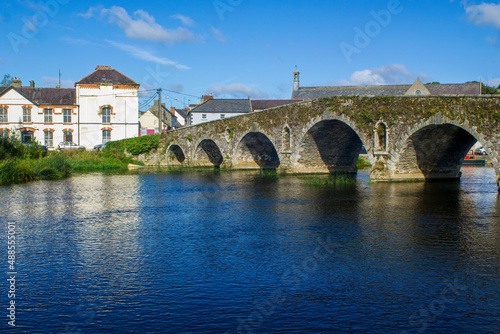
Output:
[
  {"xmin": 0, "ymin": 66, "xmax": 139, "ymax": 149},
  {"xmin": 188, "ymin": 94, "xmax": 303, "ymax": 126},
  {"xmin": 145, "ymin": 100, "xmax": 178, "ymax": 132},
  {"xmin": 138, "ymin": 111, "xmax": 160, "ymax": 136},
  {"xmin": 291, "ymin": 70, "xmax": 482, "ymax": 99},
  {"xmin": 188, "ymin": 95, "xmax": 252, "ymax": 126}
]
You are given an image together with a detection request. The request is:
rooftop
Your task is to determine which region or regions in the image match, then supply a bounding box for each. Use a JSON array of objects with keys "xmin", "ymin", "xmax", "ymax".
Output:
[{"xmin": 75, "ymin": 66, "xmax": 139, "ymax": 86}]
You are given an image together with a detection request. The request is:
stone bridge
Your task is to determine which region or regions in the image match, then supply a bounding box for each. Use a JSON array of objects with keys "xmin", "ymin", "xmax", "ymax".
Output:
[{"xmin": 137, "ymin": 96, "xmax": 500, "ymax": 183}]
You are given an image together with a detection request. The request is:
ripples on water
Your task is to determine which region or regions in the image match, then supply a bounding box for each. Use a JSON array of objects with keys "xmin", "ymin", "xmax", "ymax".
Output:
[{"xmin": 1, "ymin": 167, "xmax": 499, "ymax": 333}]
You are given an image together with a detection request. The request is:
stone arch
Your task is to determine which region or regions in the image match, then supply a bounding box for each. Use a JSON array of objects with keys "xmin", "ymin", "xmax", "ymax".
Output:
[
  {"xmin": 233, "ymin": 129, "xmax": 280, "ymax": 170},
  {"xmin": 282, "ymin": 125, "xmax": 292, "ymax": 152},
  {"xmin": 166, "ymin": 144, "xmax": 186, "ymax": 164},
  {"xmin": 374, "ymin": 120, "xmax": 388, "ymax": 153},
  {"xmin": 192, "ymin": 139, "xmax": 224, "ymax": 168},
  {"xmin": 292, "ymin": 111, "xmax": 371, "ymax": 173},
  {"xmin": 386, "ymin": 114, "xmax": 498, "ymax": 181}
]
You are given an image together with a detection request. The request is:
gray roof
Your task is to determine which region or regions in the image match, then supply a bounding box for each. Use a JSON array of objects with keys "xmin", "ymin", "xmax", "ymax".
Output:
[
  {"xmin": 426, "ymin": 83, "xmax": 480, "ymax": 95},
  {"xmin": 251, "ymin": 99, "xmax": 303, "ymax": 110},
  {"xmin": 76, "ymin": 67, "xmax": 139, "ymax": 86},
  {"xmin": 292, "ymin": 85, "xmax": 411, "ymax": 99},
  {"xmin": 190, "ymin": 99, "xmax": 252, "ymax": 113},
  {"xmin": 292, "ymin": 82, "xmax": 482, "ymax": 100},
  {"xmin": 0, "ymin": 86, "xmax": 76, "ymax": 105},
  {"xmin": 175, "ymin": 108, "xmax": 188, "ymax": 119}
]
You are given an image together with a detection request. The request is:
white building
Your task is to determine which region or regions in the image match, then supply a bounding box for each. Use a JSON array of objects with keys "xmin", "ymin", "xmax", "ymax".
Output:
[
  {"xmin": 188, "ymin": 96, "xmax": 252, "ymax": 126},
  {"xmin": 0, "ymin": 66, "xmax": 139, "ymax": 149}
]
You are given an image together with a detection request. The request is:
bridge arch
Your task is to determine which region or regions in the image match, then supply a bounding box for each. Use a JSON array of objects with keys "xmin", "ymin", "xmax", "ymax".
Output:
[
  {"xmin": 232, "ymin": 129, "xmax": 280, "ymax": 170},
  {"xmin": 386, "ymin": 114, "xmax": 499, "ymax": 181},
  {"xmin": 166, "ymin": 144, "xmax": 186, "ymax": 165},
  {"xmin": 192, "ymin": 139, "xmax": 224, "ymax": 168},
  {"xmin": 292, "ymin": 112, "xmax": 371, "ymax": 174}
]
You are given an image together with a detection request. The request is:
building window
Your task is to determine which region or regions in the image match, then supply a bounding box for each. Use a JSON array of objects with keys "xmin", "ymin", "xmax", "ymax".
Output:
[
  {"xmin": 220, "ymin": 114, "xmax": 225, "ymax": 119},
  {"xmin": 102, "ymin": 107, "xmax": 111, "ymax": 124},
  {"xmin": 63, "ymin": 131, "xmax": 73, "ymax": 143},
  {"xmin": 44, "ymin": 131, "xmax": 53, "ymax": 148},
  {"xmin": 44, "ymin": 108, "xmax": 53, "ymax": 124},
  {"xmin": 202, "ymin": 114, "xmax": 207, "ymax": 119},
  {"xmin": 23, "ymin": 107, "xmax": 31, "ymax": 123},
  {"xmin": 63, "ymin": 109, "xmax": 72, "ymax": 123},
  {"xmin": 415, "ymin": 90, "xmax": 422, "ymax": 96},
  {"xmin": 21, "ymin": 131, "xmax": 33, "ymax": 143},
  {"xmin": 0, "ymin": 108, "xmax": 8, "ymax": 123},
  {"xmin": 102, "ymin": 129, "xmax": 111, "ymax": 144}
]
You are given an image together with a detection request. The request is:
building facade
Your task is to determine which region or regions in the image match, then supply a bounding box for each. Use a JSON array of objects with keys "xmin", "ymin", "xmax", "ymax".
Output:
[{"xmin": 0, "ymin": 66, "xmax": 139, "ymax": 149}]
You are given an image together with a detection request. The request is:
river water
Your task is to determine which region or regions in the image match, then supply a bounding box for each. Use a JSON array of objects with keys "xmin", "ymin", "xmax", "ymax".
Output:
[{"xmin": 1, "ymin": 167, "xmax": 499, "ymax": 333}]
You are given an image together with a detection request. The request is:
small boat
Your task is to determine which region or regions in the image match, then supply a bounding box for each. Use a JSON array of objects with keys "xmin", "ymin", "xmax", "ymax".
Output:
[{"xmin": 463, "ymin": 154, "xmax": 486, "ymax": 166}]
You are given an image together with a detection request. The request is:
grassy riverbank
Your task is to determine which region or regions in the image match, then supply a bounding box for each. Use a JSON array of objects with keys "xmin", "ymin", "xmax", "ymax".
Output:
[{"xmin": 0, "ymin": 136, "xmax": 137, "ymax": 186}]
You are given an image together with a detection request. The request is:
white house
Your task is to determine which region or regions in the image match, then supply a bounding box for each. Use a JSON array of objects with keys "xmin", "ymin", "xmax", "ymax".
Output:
[
  {"xmin": 76, "ymin": 66, "xmax": 139, "ymax": 148},
  {"xmin": 0, "ymin": 66, "xmax": 139, "ymax": 149},
  {"xmin": 188, "ymin": 96, "xmax": 252, "ymax": 126}
]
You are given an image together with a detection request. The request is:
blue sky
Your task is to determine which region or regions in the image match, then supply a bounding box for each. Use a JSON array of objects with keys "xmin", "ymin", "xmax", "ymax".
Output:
[{"xmin": 1, "ymin": 0, "xmax": 500, "ymax": 109}]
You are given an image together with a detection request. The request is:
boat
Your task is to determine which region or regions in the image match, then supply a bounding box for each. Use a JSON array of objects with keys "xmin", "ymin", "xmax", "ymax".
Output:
[{"xmin": 463, "ymin": 154, "xmax": 486, "ymax": 166}]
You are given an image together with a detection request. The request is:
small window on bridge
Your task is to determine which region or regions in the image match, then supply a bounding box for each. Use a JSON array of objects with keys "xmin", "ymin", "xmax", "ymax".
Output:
[{"xmin": 283, "ymin": 126, "xmax": 291, "ymax": 151}]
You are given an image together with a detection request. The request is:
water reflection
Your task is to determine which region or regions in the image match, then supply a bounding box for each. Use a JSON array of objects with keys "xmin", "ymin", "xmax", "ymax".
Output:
[{"xmin": 0, "ymin": 167, "xmax": 498, "ymax": 333}]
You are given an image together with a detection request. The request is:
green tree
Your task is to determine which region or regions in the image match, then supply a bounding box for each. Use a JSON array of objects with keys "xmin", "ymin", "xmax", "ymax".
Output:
[{"xmin": 1, "ymin": 74, "xmax": 12, "ymax": 86}]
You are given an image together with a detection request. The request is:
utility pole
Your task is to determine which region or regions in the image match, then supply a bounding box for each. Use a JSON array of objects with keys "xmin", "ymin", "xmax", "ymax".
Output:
[{"xmin": 158, "ymin": 88, "xmax": 162, "ymax": 133}]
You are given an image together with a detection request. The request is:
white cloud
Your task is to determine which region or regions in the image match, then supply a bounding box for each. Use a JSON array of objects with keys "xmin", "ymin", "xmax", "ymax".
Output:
[
  {"xmin": 41, "ymin": 77, "xmax": 75, "ymax": 88},
  {"xmin": 62, "ymin": 37, "xmax": 101, "ymax": 46},
  {"xmin": 107, "ymin": 40, "xmax": 191, "ymax": 70},
  {"xmin": 333, "ymin": 64, "xmax": 431, "ymax": 86},
  {"xmin": 209, "ymin": 83, "xmax": 268, "ymax": 99},
  {"xmin": 486, "ymin": 78, "xmax": 500, "ymax": 87},
  {"xmin": 466, "ymin": 3, "xmax": 500, "ymax": 29},
  {"xmin": 211, "ymin": 27, "xmax": 227, "ymax": 43},
  {"xmin": 170, "ymin": 14, "xmax": 194, "ymax": 26},
  {"xmin": 81, "ymin": 6, "xmax": 195, "ymax": 44}
]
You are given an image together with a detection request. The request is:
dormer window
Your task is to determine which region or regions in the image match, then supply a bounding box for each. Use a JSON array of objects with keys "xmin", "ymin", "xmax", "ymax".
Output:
[{"xmin": 415, "ymin": 90, "xmax": 422, "ymax": 96}]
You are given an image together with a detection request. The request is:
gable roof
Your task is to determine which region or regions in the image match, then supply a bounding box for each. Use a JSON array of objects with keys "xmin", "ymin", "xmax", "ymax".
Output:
[
  {"xmin": 0, "ymin": 86, "xmax": 9, "ymax": 96},
  {"xmin": 405, "ymin": 78, "xmax": 431, "ymax": 96},
  {"xmin": 0, "ymin": 86, "xmax": 76, "ymax": 105},
  {"xmin": 292, "ymin": 84, "xmax": 412, "ymax": 99},
  {"xmin": 251, "ymin": 99, "xmax": 303, "ymax": 111},
  {"xmin": 75, "ymin": 67, "xmax": 139, "ymax": 86},
  {"xmin": 190, "ymin": 99, "xmax": 252, "ymax": 113},
  {"xmin": 175, "ymin": 108, "xmax": 188, "ymax": 119}
]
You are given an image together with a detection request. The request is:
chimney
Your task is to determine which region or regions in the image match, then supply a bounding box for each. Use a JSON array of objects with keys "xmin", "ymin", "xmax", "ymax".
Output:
[
  {"xmin": 95, "ymin": 65, "xmax": 112, "ymax": 71},
  {"xmin": 202, "ymin": 94, "xmax": 214, "ymax": 102},
  {"xmin": 12, "ymin": 78, "xmax": 22, "ymax": 88},
  {"xmin": 170, "ymin": 107, "xmax": 176, "ymax": 116},
  {"xmin": 30, "ymin": 80, "xmax": 35, "ymax": 88}
]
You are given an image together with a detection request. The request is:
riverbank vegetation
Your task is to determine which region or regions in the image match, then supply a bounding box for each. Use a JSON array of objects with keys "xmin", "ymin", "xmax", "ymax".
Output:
[{"xmin": 0, "ymin": 136, "xmax": 138, "ymax": 186}]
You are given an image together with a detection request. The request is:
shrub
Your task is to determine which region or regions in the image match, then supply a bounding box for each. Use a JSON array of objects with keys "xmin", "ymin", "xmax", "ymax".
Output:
[{"xmin": 124, "ymin": 135, "xmax": 160, "ymax": 156}]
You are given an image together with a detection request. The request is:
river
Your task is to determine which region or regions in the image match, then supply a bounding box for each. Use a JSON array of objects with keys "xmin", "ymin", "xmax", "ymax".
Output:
[{"xmin": 1, "ymin": 167, "xmax": 499, "ymax": 333}]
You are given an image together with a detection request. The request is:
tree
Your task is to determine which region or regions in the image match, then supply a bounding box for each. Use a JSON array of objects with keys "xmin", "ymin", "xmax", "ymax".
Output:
[{"xmin": 1, "ymin": 74, "xmax": 12, "ymax": 86}]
